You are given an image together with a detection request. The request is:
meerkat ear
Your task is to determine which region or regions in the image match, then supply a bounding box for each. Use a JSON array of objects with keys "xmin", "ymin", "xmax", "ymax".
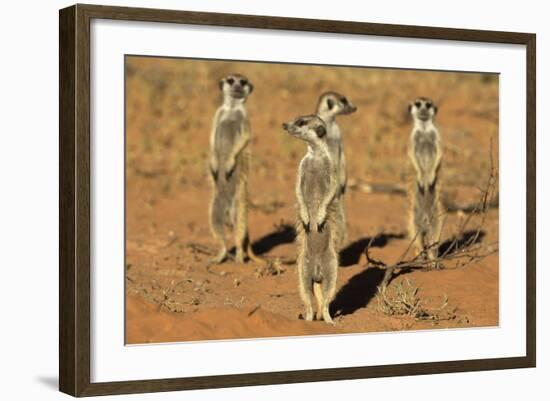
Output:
[
  {"xmin": 433, "ymin": 105, "xmax": 438, "ymax": 115},
  {"xmin": 327, "ymin": 98, "xmax": 334, "ymax": 110},
  {"xmin": 218, "ymin": 79, "xmax": 224, "ymax": 90},
  {"xmin": 248, "ymin": 83, "xmax": 254, "ymax": 94},
  {"xmin": 315, "ymin": 125, "xmax": 327, "ymax": 138},
  {"xmin": 408, "ymin": 103, "xmax": 412, "ymax": 114}
]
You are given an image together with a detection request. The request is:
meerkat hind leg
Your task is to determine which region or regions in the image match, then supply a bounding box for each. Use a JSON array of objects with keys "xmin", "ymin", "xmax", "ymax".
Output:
[
  {"xmin": 426, "ymin": 230, "xmax": 441, "ymax": 269},
  {"xmin": 429, "ymin": 206, "xmax": 442, "ymax": 269},
  {"xmin": 209, "ymin": 193, "xmax": 229, "ymax": 265},
  {"xmin": 232, "ymin": 183, "xmax": 264, "ymax": 265},
  {"xmin": 233, "ymin": 183, "xmax": 247, "ymax": 264},
  {"xmin": 209, "ymin": 228, "xmax": 228, "ymax": 265},
  {"xmin": 321, "ymin": 260, "xmax": 338, "ymax": 325},
  {"xmin": 209, "ymin": 232, "xmax": 228, "ymax": 265},
  {"xmin": 298, "ymin": 258, "xmax": 314, "ymax": 321}
]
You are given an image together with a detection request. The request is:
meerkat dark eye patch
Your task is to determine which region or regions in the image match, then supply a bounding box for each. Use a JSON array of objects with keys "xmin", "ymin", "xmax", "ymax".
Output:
[
  {"xmin": 240, "ymin": 79, "xmax": 247, "ymax": 86},
  {"xmin": 296, "ymin": 118, "xmax": 306, "ymax": 127},
  {"xmin": 227, "ymin": 78, "xmax": 235, "ymax": 85},
  {"xmin": 315, "ymin": 125, "xmax": 326, "ymax": 138},
  {"xmin": 327, "ymin": 98, "xmax": 334, "ymax": 110},
  {"xmin": 426, "ymin": 102, "xmax": 432, "ymax": 109},
  {"xmin": 341, "ymin": 97, "xmax": 348, "ymax": 104},
  {"xmin": 414, "ymin": 101, "xmax": 421, "ymax": 108}
]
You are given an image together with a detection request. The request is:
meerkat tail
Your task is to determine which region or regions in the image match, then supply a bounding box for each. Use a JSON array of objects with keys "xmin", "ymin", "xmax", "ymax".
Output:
[
  {"xmin": 247, "ymin": 243, "xmax": 266, "ymax": 264},
  {"xmin": 244, "ymin": 231, "xmax": 266, "ymax": 265},
  {"xmin": 313, "ymin": 282, "xmax": 324, "ymax": 321}
]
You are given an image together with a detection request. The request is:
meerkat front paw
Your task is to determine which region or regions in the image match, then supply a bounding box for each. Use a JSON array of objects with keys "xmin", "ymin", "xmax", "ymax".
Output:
[
  {"xmin": 317, "ymin": 221, "xmax": 326, "ymax": 232},
  {"xmin": 316, "ymin": 209, "xmax": 327, "ymax": 232},
  {"xmin": 208, "ymin": 248, "xmax": 228, "ymax": 266},
  {"xmin": 209, "ymin": 159, "xmax": 219, "ymax": 181},
  {"xmin": 224, "ymin": 158, "xmax": 236, "ymax": 179},
  {"xmin": 416, "ymin": 181, "xmax": 426, "ymax": 195},
  {"xmin": 299, "ymin": 211, "xmax": 310, "ymax": 232},
  {"xmin": 210, "ymin": 167, "xmax": 219, "ymax": 181}
]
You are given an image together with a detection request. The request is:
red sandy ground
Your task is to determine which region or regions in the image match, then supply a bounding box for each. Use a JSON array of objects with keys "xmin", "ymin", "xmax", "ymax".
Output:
[{"xmin": 124, "ymin": 57, "xmax": 499, "ymax": 344}]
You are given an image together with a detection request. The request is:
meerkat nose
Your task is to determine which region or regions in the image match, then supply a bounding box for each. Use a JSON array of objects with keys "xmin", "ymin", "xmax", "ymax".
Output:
[{"xmin": 282, "ymin": 122, "xmax": 289, "ymax": 130}]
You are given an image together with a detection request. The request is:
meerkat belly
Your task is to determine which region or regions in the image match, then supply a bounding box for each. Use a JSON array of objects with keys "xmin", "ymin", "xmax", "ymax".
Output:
[
  {"xmin": 215, "ymin": 119, "xmax": 240, "ymax": 162},
  {"xmin": 214, "ymin": 118, "xmax": 242, "ymax": 197},
  {"xmin": 413, "ymin": 183, "xmax": 438, "ymax": 212},
  {"xmin": 304, "ymin": 184, "xmax": 327, "ymax": 216},
  {"xmin": 414, "ymin": 134, "xmax": 437, "ymax": 175},
  {"xmin": 301, "ymin": 161, "xmax": 330, "ymax": 218},
  {"xmin": 301, "ymin": 161, "xmax": 333, "ymax": 281},
  {"xmin": 305, "ymin": 229, "xmax": 332, "ymax": 283},
  {"xmin": 303, "ymin": 178, "xmax": 332, "ymax": 284}
]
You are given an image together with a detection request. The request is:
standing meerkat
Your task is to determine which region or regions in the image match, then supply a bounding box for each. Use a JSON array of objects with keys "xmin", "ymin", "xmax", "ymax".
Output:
[
  {"xmin": 316, "ymin": 92, "xmax": 357, "ymax": 250},
  {"xmin": 208, "ymin": 73, "xmax": 262, "ymax": 265},
  {"xmin": 282, "ymin": 115, "xmax": 339, "ymax": 324},
  {"xmin": 407, "ymin": 97, "xmax": 443, "ymax": 265}
]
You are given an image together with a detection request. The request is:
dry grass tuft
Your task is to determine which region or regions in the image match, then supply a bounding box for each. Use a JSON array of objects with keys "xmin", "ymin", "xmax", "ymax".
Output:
[
  {"xmin": 376, "ymin": 278, "xmax": 456, "ymax": 322},
  {"xmin": 255, "ymin": 258, "xmax": 285, "ymax": 278}
]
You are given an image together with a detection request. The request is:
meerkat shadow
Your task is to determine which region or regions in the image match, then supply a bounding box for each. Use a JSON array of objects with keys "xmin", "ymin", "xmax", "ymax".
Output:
[
  {"xmin": 437, "ymin": 229, "xmax": 486, "ymax": 257},
  {"xmin": 251, "ymin": 224, "xmax": 296, "ymax": 255},
  {"xmin": 330, "ymin": 267, "xmax": 386, "ymax": 317},
  {"xmin": 339, "ymin": 233, "xmax": 405, "ymax": 267}
]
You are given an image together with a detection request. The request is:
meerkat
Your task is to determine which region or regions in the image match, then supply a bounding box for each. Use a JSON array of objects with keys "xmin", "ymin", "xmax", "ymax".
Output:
[
  {"xmin": 282, "ymin": 115, "xmax": 339, "ymax": 324},
  {"xmin": 208, "ymin": 73, "xmax": 262, "ymax": 265},
  {"xmin": 407, "ymin": 97, "xmax": 443, "ymax": 266},
  {"xmin": 316, "ymin": 92, "xmax": 357, "ymax": 250}
]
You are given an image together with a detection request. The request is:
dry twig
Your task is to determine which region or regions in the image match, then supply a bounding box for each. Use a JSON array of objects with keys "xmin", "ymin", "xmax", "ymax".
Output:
[{"xmin": 376, "ymin": 279, "xmax": 456, "ymax": 322}]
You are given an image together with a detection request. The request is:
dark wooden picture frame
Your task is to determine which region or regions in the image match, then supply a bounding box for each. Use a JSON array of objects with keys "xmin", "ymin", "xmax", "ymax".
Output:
[{"xmin": 59, "ymin": 3, "xmax": 536, "ymax": 397}]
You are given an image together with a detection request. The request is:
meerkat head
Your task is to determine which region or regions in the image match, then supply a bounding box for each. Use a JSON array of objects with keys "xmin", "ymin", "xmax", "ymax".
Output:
[
  {"xmin": 316, "ymin": 92, "xmax": 357, "ymax": 117},
  {"xmin": 218, "ymin": 74, "xmax": 254, "ymax": 101},
  {"xmin": 282, "ymin": 115, "xmax": 327, "ymax": 145},
  {"xmin": 409, "ymin": 97, "xmax": 437, "ymax": 122}
]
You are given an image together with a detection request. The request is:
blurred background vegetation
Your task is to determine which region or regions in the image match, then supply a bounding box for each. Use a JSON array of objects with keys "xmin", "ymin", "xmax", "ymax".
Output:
[{"xmin": 125, "ymin": 56, "xmax": 499, "ymax": 201}]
